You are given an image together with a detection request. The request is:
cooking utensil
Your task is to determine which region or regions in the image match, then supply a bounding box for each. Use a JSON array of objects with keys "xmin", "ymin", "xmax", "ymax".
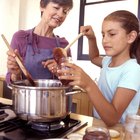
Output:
[
  {"xmin": 10, "ymin": 79, "xmax": 81, "ymax": 122},
  {"xmin": 53, "ymin": 32, "xmax": 83, "ymax": 61},
  {"xmin": 1, "ymin": 34, "xmax": 36, "ymax": 86},
  {"xmin": 65, "ymin": 32, "xmax": 83, "ymax": 51}
]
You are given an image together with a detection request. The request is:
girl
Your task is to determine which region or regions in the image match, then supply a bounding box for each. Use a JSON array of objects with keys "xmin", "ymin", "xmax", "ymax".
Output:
[{"xmin": 57, "ymin": 10, "xmax": 140, "ymax": 126}]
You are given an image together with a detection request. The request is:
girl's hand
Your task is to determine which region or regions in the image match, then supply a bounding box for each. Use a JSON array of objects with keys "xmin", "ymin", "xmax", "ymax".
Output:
[
  {"xmin": 80, "ymin": 25, "xmax": 96, "ymax": 39},
  {"xmin": 57, "ymin": 62, "xmax": 92, "ymax": 90}
]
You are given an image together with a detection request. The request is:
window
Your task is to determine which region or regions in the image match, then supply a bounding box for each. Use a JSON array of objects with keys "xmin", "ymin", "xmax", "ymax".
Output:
[{"xmin": 77, "ymin": 0, "xmax": 139, "ymax": 60}]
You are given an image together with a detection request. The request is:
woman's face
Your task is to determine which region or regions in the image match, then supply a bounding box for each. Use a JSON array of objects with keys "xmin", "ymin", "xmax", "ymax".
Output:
[
  {"xmin": 41, "ymin": 2, "xmax": 70, "ymax": 28},
  {"xmin": 101, "ymin": 20, "xmax": 131, "ymax": 57}
]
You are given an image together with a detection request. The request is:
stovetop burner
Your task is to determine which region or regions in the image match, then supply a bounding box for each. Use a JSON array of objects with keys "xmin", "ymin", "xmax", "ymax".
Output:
[
  {"xmin": 0, "ymin": 102, "xmax": 87, "ymax": 140},
  {"xmin": 0, "ymin": 116, "xmax": 82, "ymax": 140},
  {"xmin": 30, "ymin": 120, "xmax": 65, "ymax": 131}
]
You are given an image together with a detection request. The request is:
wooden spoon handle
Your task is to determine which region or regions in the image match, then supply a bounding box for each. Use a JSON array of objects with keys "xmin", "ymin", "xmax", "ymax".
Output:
[
  {"xmin": 64, "ymin": 32, "xmax": 83, "ymax": 51},
  {"xmin": 1, "ymin": 34, "xmax": 35, "ymax": 86}
]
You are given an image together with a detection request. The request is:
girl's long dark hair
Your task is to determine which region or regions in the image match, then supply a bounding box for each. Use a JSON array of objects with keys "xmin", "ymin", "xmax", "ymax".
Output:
[{"xmin": 104, "ymin": 10, "xmax": 140, "ymax": 64}]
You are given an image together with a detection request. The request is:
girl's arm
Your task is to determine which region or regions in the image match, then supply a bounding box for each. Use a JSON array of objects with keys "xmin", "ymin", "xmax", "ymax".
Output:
[
  {"xmin": 80, "ymin": 25, "xmax": 103, "ymax": 67},
  {"xmin": 57, "ymin": 63, "xmax": 137, "ymax": 126}
]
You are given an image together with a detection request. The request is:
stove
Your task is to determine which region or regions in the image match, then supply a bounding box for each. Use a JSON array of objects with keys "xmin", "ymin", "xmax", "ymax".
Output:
[{"xmin": 0, "ymin": 103, "xmax": 87, "ymax": 140}]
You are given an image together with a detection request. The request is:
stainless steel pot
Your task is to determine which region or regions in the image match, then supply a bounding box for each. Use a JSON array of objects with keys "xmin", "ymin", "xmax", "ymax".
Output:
[{"xmin": 10, "ymin": 79, "xmax": 74, "ymax": 122}]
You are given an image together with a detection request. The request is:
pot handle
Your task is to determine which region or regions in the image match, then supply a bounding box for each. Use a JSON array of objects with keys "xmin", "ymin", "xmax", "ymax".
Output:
[
  {"xmin": 65, "ymin": 90, "xmax": 81, "ymax": 95},
  {"xmin": 65, "ymin": 86, "xmax": 86, "ymax": 95},
  {"xmin": 7, "ymin": 85, "xmax": 12, "ymax": 90}
]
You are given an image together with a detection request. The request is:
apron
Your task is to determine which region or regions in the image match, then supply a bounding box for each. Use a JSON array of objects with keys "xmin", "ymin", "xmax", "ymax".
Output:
[
  {"xmin": 24, "ymin": 29, "xmax": 72, "ymax": 112},
  {"xmin": 24, "ymin": 29, "xmax": 60, "ymax": 79}
]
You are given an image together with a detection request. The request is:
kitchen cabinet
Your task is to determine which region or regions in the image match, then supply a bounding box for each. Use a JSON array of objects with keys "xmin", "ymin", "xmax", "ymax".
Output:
[
  {"xmin": 0, "ymin": 75, "xmax": 5, "ymax": 97},
  {"xmin": 0, "ymin": 75, "xmax": 12, "ymax": 99},
  {"xmin": 72, "ymin": 92, "xmax": 93, "ymax": 116},
  {"xmin": 0, "ymin": 80, "xmax": 3, "ymax": 97}
]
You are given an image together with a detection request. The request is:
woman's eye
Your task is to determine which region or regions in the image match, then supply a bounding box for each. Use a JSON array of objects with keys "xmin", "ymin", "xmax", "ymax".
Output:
[
  {"xmin": 63, "ymin": 10, "xmax": 69, "ymax": 15},
  {"xmin": 53, "ymin": 5, "xmax": 60, "ymax": 10},
  {"xmin": 54, "ymin": 6, "xmax": 59, "ymax": 10}
]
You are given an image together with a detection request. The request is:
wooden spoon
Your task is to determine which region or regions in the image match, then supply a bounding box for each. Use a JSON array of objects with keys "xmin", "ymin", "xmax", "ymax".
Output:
[
  {"xmin": 53, "ymin": 32, "xmax": 83, "ymax": 63},
  {"xmin": 65, "ymin": 32, "xmax": 83, "ymax": 51},
  {"xmin": 1, "ymin": 34, "xmax": 36, "ymax": 86}
]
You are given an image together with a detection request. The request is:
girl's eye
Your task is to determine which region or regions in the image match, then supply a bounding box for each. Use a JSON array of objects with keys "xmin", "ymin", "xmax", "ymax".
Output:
[
  {"xmin": 109, "ymin": 33, "xmax": 116, "ymax": 36},
  {"xmin": 102, "ymin": 33, "xmax": 116, "ymax": 38}
]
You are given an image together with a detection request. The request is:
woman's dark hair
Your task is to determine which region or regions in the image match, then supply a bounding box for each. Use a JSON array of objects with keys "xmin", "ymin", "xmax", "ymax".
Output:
[
  {"xmin": 40, "ymin": 0, "xmax": 73, "ymax": 16},
  {"xmin": 104, "ymin": 10, "xmax": 140, "ymax": 64}
]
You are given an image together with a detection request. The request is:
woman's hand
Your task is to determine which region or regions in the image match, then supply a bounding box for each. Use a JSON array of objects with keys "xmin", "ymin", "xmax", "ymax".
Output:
[
  {"xmin": 7, "ymin": 49, "xmax": 22, "ymax": 81},
  {"xmin": 42, "ymin": 59, "xmax": 58, "ymax": 74},
  {"xmin": 7, "ymin": 49, "xmax": 20, "ymax": 75},
  {"xmin": 57, "ymin": 62, "xmax": 93, "ymax": 90}
]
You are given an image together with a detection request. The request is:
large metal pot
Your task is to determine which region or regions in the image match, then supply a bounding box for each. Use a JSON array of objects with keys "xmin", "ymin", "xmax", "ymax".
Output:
[{"xmin": 10, "ymin": 79, "xmax": 74, "ymax": 122}]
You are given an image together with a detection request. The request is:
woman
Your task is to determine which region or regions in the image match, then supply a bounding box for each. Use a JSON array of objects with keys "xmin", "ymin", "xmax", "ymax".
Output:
[
  {"xmin": 57, "ymin": 10, "xmax": 140, "ymax": 126},
  {"xmin": 6, "ymin": 0, "xmax": 73, "ymax": 83}
]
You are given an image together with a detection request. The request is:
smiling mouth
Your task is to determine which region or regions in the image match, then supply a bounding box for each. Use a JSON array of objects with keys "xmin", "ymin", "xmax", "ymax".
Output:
[{"xmin": 53, "ymin": 17, "xmax": 61, "ymax": 23}]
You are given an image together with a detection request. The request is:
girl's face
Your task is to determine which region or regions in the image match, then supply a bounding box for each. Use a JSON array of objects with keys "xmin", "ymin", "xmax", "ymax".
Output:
[
  {"xmin": 41, "ymin": 2, "xmax": 70, "ymax": 28},
  {"xmin": 101, "ymin": 20, "xmax": 131, "ymax": 57}
]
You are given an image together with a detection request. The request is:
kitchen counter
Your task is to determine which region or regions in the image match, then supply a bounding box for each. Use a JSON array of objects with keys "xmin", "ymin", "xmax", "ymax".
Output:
[
  {"xmin": 0, "ymin": 97, "xmax": 12, "ymax": 104},
  {"xmin": 0, "ymin": 97, "xmax": 125, "ymax": 139},
  {"xmin": 70, "ymin": 113, "xmax": 125, "ymax": 139},
  {"xmin": 0, "ymin": 75, "xmax": 5, "ymax": 81}
]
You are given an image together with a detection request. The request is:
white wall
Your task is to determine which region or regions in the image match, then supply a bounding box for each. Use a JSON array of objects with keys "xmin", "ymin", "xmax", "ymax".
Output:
[
  {"xmin": 0, "ymin": 0, "xmax": 138, "ymax": 81},
  {"xmin": 0, "ymin": 0, "xmax": 20, "ymax": 75}
]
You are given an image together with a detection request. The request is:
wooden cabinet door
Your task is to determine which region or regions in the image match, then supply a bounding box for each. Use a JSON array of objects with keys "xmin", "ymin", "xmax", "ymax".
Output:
[
  {"xmin": 72, "ymin": 98, "xmax": 81, "ymax": 114},
  {"xmin": 72, "ymin": 92, "xmax": 93, "ymax": 116},
  {"xmin": 0, "ymin": 80, "xmax": 3, "ymax": 97},
  {"xmin": 0, "ymin": 76, "xmax": 5, "ymax": 97}
]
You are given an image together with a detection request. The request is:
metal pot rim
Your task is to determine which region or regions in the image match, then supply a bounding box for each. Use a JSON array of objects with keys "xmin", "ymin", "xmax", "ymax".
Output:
[{"xmin": 10, "ymin": 79, "xmax": 69, "ymax": 90}]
